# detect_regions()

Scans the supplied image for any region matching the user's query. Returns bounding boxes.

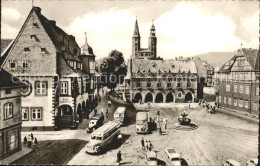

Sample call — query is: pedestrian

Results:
[117,151,122,164]
[158,125,162,135]
[148,141,152,151]
[141,138,145,150]
[148,102,150,108]
[106,109,109,117]
[33,137,38,149]
[23,136,27,147]
[30,133,34,140]
[157,110,160,116]
[146,141,149,151]
[27,135,32,148]
[156,115,160,123]
[94,109,97,115]
[99,97,101,102]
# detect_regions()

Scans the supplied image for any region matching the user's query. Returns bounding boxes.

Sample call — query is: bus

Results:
[113,107,127,126]
[86,114,104,133]
[136,112,149,134]
[85,121,121,154]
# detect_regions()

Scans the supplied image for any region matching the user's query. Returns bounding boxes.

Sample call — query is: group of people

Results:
[199,99,216,114]
[156,110,168,135]
[23,133,38,149]
[141,138,153,151]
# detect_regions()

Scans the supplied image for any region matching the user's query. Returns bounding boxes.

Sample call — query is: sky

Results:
[1,0,259,61]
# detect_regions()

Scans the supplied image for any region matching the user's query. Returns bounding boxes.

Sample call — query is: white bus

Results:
[136,112,149,134]
[113,107,127,126]
[85,121,121,154]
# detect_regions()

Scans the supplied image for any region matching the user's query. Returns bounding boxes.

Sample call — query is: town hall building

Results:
[125,19,199,103]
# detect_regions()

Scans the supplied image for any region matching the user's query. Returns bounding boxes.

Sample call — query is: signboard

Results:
[59,97,73,106]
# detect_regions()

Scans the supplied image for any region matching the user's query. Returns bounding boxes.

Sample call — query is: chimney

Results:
[33,7,42,14]
[49,20,56,26]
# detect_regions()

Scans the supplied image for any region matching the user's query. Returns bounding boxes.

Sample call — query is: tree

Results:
[100,50,127,91]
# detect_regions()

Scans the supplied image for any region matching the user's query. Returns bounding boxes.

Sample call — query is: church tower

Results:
[149,21,157,59]
[132,19,140,59]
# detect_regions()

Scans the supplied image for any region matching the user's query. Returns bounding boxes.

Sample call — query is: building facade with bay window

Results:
[215,48,259,117]
[0,7,96,131]
[0,68,23,159]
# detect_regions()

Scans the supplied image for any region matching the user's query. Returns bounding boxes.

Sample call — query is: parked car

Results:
[136,112,149,134]
[164,148,181,166]
[145,150,158,165]
[245,158,258,166]
[222,159,241,166]
[86,114,104,133]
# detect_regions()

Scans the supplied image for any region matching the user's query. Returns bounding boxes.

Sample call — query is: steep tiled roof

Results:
[131,59,197,74]
[218,48,259,72]
[0,68,23,88]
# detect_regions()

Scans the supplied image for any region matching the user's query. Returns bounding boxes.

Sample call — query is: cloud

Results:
[2,7,21,23]
[65,9,136,60]
[65,3,258,61]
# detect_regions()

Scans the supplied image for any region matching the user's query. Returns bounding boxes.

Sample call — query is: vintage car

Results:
[245,158,258,166]
[136,112,149,134]
[145,150,158,165]
[86,114,104,133]
[164,148,181,166]
[222,159,241,166]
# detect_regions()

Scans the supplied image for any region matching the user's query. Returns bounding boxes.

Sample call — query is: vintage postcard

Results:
[0,0,258,165]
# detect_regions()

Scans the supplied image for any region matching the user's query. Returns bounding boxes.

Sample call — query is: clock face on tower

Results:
[20,80,32,97]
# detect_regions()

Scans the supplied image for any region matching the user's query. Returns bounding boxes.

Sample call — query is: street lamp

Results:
[70,80,79,130]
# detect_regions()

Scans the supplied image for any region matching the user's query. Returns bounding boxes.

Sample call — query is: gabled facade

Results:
[215,48,259,117]
[0,68,23,159]
[1,7,97,131]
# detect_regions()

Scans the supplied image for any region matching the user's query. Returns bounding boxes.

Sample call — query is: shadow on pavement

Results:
[157,158,166,165]
[172,123,198,131]
[181,158,189,166]
[110,134,131,150]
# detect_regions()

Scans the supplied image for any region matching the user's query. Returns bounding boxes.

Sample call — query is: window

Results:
[33,23,38,27]
[5,88,11,94]
[137,81,141,88]
[256,85,259,96]
[239,85,244,93]
[177,78,182,88]
[147,80,151,88]
[244,100,249,109]
[4,103,13,120]
[226,84,230,92]
[60,82,68,95]
[238,99,243,108]
[253,102,257,111]
[22,107,29,121]
[228,97,232,105]
[41,48,46,53]
[219,96,222,103]
[31,108,42,121]
[234,84,238,93]
[224,96,227,104]
[157,80,161,88]
[35,81,47,95]
[245,86,250,94]
[70,61,73,67]
[24,47,30,52]
[30,35,36,40]
[177,92,182,97]
[233,98,238,107]
[167,82,172,88]
[9,60,16,69]
[77,63,81,69]
[22,60,29,69]
[187,78,191,88]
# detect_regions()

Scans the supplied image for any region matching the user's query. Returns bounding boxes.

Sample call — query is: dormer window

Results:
[33,23,38,27]
[74,61,77,69]
[77,63,81,69]
[30,35,36,40]
[41,48,46,53]
[24,47,30,52]
[69,61,73,67]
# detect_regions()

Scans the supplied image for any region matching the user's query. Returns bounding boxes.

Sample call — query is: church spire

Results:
[133,18,140,37]
[85,32,87,43]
